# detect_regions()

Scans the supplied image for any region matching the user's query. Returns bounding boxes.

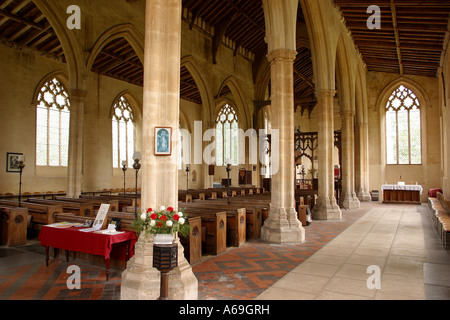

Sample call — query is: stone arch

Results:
[86,23,144,72]
[179,108,191,133]
[354,64,366,125]
[180,55,214,125]
[216,75,250,130]
[254,59,271,102]
[335,33,357,114]
[33,0,86,90]
[262,0,298,53]
[300,0,340,91]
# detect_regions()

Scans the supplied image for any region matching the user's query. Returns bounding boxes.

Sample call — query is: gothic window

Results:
[36,78,70,167]
[112,96,135,168]
[385,85,422,165]
[216,104,239,166]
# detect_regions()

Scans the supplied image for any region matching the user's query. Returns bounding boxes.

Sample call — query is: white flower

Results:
[166,220,173,227]
[159,206,166,211]
[150,220,156,227]
[178,218,185,225]
[140,213,147,220]
[178,212,183,217]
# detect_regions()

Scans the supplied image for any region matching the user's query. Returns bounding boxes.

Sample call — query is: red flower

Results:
[150,213,157,220]
[157,222,163,228]
[160,215,167,222]
[173,214,180,221]
[146,208,153,213]
[167,207,174,212]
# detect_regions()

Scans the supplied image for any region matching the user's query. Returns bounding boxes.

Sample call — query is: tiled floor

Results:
[0,202,449,300]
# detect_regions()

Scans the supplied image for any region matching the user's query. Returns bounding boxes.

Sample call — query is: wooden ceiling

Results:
[0,0,64,61]
[334,0,450,78]
[0,0,449,108]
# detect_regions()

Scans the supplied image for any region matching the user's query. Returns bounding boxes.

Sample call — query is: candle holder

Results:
[226,159,232,205]
[122,161,127,198]
[185,165,190,194]
[17,156,25,207]
[132,152,141,219]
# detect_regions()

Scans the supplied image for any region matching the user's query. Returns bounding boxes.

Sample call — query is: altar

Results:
[381,184,423,205]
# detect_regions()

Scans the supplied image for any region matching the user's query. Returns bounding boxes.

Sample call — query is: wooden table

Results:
[39,225,137,280]
[381,184,423,205]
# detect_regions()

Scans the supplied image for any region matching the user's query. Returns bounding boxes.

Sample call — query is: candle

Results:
[122,160,127,166]
[18,155,25,163]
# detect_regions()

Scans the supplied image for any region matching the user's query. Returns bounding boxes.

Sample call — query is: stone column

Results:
[261,49,305,243]
[312,89,342,220]
[121,0,198,300]
[66,89,87,198]
[340,110,360,209]
[355,121,372,201]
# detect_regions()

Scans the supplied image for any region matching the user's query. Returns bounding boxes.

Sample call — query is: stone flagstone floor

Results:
[0,202,449,300]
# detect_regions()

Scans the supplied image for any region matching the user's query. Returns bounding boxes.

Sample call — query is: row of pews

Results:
[1,186,317,268]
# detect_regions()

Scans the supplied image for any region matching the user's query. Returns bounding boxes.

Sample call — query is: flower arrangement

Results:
[133,206,190,238]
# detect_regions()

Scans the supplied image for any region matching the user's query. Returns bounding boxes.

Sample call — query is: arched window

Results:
[36,77,70,167]
[385,85,422,165]
[112,96,135,168]
[216,104,239,166]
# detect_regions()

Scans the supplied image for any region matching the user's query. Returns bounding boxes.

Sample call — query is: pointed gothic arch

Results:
[86,24,144,71]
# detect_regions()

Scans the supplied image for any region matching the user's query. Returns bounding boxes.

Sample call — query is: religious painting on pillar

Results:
[155,127,172,156]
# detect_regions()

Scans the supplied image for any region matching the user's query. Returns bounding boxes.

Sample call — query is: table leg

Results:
[106,257,110,281]
[45,246,49,266]
[126,240,130,261]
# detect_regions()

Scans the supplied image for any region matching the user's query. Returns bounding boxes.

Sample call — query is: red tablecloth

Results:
[39,226,137,261]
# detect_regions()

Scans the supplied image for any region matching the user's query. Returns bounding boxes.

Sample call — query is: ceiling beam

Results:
[390,0,404,76]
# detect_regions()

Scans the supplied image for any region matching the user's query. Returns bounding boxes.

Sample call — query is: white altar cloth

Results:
[381,184,423,195]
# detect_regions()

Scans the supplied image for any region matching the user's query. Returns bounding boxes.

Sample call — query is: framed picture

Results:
[6,152,23,173]
[155,127,172,156]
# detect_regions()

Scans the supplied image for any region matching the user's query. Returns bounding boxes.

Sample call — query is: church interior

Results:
[0,0,450,301]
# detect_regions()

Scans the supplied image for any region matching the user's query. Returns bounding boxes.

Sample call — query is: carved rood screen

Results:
[295,132,318,163]
[294,131,342,165]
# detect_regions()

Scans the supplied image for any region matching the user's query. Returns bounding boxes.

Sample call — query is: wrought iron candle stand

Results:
[17,156,25,207]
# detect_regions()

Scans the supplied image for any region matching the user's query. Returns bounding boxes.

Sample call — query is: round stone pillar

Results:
[261,49,305,243]
[121,0,198,300]
[312,89,342,220]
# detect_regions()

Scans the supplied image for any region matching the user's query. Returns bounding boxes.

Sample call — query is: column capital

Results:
[356,121,368,128]
[267,49,297,63]
[69,88,88,99]
[315,89,336,100]
[340,110,355,119]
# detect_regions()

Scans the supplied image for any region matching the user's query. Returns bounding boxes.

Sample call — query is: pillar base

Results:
[357,191,372,202]
[312,197,342,220]
[121,235,198,300]
[261,207,305,243]
[341,192,361,210]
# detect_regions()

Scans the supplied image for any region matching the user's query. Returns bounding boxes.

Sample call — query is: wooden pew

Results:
[182,205,245,247]
[55,196,120,212]
[185,199,263,240]
[0,205,28,246]
[79,195,135,211]
[180,216,202,264]
[0,199,63,225]
[26,198,94,217]
[187,211,227,255]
